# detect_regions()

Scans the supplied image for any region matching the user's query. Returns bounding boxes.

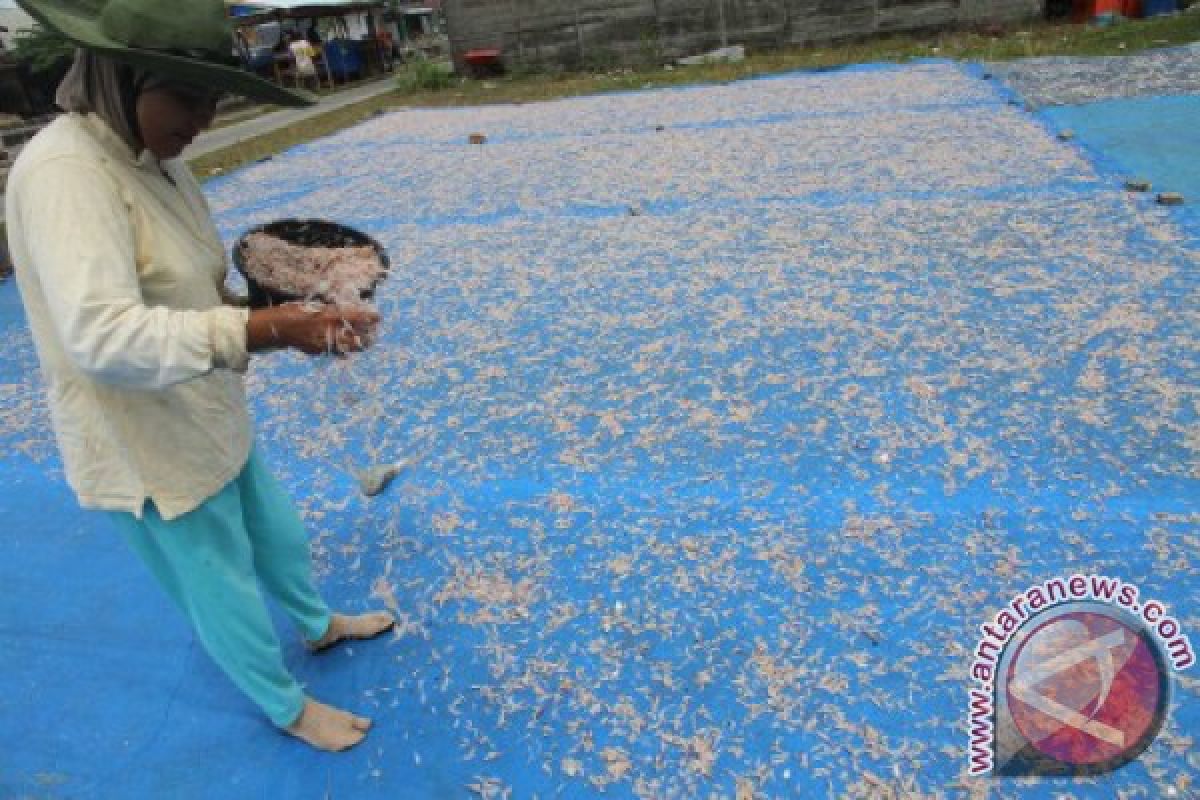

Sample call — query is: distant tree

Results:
[12,23,74,74]
[8,23,74,115]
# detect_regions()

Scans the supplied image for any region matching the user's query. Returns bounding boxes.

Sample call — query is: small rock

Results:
[655,125,665,132]
[356,462,408,497]
[1124,178,1152,192]
[1157,192,1185,206]
[627,205,641,217]
[468,132,487,145]
[1057,129,1074,141]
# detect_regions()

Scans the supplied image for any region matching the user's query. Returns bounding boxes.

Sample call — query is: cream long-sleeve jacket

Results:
[7,113,253,521]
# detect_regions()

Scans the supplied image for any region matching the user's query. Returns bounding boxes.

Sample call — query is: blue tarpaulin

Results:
[0,60,1196,798]
[1044,94,1200,212]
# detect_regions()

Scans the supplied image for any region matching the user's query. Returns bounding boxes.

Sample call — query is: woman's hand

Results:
[247,303,380,356]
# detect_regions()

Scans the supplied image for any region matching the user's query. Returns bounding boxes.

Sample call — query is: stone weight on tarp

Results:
[355,462,408,497]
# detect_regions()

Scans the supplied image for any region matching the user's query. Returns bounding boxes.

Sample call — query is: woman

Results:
[7,0,393,751]
[287,31,321,92]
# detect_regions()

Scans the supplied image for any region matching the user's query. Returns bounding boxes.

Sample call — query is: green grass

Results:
[395,58,457,93]
[190,11,1200,179]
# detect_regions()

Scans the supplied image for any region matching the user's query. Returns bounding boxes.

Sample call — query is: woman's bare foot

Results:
[307,611,395,652]
[285,698,371,752]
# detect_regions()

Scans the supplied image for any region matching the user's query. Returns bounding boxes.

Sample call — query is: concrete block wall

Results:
[443,0,1044,69]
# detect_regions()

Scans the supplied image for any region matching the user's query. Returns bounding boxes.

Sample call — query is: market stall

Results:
[228,0,389,89]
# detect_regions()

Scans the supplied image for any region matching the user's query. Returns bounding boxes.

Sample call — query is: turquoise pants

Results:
[107,448,331,728]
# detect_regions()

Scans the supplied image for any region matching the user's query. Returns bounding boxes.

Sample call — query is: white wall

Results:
[0,7,35,51]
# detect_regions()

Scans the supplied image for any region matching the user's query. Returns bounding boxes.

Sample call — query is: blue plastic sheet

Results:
[1,61,1196,798]
[1044,94,1200,215]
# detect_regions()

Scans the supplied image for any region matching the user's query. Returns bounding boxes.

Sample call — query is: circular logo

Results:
[1005,608,1168,772]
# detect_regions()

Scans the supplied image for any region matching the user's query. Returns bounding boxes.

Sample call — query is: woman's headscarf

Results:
[55,49,173,155]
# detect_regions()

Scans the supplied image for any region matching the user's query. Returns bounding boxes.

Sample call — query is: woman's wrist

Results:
[246,307,287,353]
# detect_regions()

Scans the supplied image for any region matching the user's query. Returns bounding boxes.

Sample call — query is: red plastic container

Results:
[1072,0,1129,20]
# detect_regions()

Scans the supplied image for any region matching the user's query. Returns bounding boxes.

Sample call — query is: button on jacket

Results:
[7,112,253,520]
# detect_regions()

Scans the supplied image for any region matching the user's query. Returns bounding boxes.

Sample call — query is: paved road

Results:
[0,76,400,209]
[189,75,399,159]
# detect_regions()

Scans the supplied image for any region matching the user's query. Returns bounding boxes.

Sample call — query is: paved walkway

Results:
[0,76,399,207]
[189,75,399,159]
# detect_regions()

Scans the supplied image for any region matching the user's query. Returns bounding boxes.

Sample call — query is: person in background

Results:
[234,27,252,70]
[7,0,392,752]
[289,30,321,91]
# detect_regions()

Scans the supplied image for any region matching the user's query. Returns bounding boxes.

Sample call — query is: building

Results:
[442,0,1045,71]
[0,1,35,51]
